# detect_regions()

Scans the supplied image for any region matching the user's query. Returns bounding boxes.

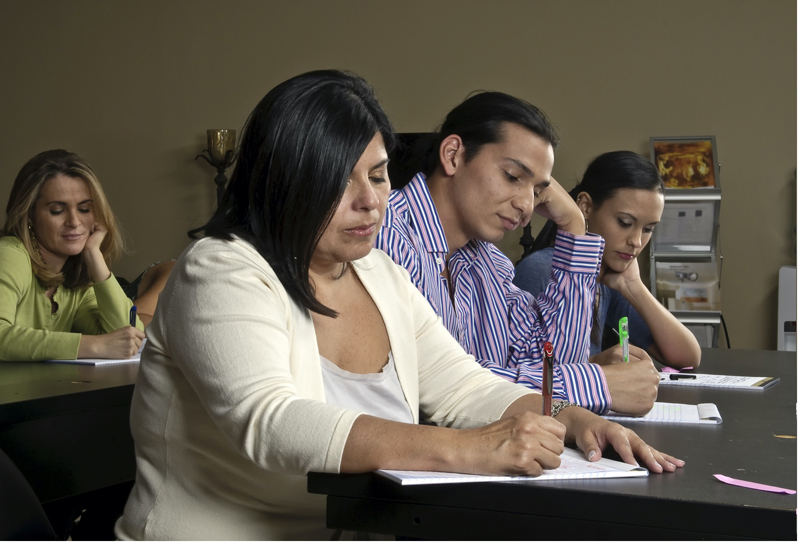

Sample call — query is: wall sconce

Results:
[196,129,236,206]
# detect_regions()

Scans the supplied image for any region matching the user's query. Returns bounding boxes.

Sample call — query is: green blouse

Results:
[0,236,143,361]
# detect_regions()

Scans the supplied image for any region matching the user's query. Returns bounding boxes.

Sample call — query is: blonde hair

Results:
[2,150,126,289]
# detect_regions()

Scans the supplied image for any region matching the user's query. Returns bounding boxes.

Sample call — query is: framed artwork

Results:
[650,136,719,189]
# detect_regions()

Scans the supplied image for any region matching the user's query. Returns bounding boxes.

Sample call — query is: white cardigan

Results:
[116,237,529,540]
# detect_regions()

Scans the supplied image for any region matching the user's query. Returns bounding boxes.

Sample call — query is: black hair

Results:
[529,151,664,253]
[189,70,395,317]
[527,151,664,346]
[420,91,560,177]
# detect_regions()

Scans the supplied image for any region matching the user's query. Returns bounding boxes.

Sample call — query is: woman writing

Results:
[0,150,145,361]
[117,70,682,540]
[514,151,701,369]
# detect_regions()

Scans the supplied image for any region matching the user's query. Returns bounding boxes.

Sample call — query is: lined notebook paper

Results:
[658,373,780,390]
[47,339,145,365]
[376,448,647,485]
[605,402,722,425]
[48,352,141,365]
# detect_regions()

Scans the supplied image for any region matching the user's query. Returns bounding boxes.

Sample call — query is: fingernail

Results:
[587,450,597,460]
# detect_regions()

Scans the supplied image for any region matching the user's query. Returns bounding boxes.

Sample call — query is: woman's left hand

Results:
[557,406,684,473]
[83,222,108,257]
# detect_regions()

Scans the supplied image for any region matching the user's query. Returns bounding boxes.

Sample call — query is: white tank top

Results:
[319,351,414,424]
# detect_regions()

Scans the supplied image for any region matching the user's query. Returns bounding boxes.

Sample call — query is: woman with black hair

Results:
[514,151,701,370]
[117,72,681,540]
[376,92,660,417]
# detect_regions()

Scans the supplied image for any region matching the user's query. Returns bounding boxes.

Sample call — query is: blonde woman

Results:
[0,149,145,361]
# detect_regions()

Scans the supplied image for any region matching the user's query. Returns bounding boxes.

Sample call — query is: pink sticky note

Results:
[714,474,796,495]
[660,366,693,374]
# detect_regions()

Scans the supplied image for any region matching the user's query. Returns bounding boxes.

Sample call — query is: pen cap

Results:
[618,317,628,339]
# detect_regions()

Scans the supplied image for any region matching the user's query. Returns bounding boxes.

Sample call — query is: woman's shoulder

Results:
[0,235,27,252]
[515,247,554,274]
[0,236,35,294]
[182,236,272,270]
[178,236,285,290]
[512,248,555,295]
[0,236,32,267]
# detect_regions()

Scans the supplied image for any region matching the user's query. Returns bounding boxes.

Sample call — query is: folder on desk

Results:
[376,448,647,485]
[605,402,722,425]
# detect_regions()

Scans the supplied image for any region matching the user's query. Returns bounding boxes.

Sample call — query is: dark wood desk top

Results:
[0,361,138,425]
[309,348,797,540]
[0,361,140,502]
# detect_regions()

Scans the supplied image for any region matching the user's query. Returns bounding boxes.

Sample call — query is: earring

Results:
[584,217,590,234]
[28,222,46,265]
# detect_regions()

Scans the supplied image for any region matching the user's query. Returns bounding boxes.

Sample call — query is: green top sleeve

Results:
[0,236,143,362]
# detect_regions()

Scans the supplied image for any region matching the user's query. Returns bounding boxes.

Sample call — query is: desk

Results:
[308,349,797,540]
[0,362,138,504]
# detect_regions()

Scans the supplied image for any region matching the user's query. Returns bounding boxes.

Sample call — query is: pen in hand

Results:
[130,305,137,328]
[543,341,554,417]
[618,317,629,363]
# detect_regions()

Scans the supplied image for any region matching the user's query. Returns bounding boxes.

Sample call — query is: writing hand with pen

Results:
[591,343,659,417]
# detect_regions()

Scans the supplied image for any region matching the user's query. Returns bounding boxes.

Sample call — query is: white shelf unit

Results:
[649,189,722,349]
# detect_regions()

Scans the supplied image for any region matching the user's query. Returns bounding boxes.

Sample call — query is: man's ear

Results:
[438,135,463,177]
[575,191,593,219]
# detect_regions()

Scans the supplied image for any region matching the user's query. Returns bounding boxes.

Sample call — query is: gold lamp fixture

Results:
[196,129,237,206]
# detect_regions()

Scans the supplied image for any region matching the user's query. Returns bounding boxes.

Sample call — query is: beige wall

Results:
[0,0,795,350]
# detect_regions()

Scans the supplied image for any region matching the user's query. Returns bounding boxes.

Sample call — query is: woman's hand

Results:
[600,353,660,416]
[83,221,108,256]
[81,222,112,283]
[598,257,702,370]
[458,411,566,476]
[590,343,650,367]
[78,326,145,359]
[597,259,646,300]
[341,411,566,476]
[532,178,586,236]
[557,406,684,473]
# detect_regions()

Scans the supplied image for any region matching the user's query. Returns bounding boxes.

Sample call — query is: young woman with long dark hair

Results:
[514,151,701,369]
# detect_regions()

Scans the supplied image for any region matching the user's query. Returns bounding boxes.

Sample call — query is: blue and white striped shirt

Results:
[375,173,611,414]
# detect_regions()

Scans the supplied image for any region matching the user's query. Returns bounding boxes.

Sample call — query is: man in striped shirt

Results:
[375,92,659,415]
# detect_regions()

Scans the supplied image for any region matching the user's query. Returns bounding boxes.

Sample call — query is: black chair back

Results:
[0,447,59,540]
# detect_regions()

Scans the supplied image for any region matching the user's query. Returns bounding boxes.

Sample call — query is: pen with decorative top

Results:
[543,341,554,417]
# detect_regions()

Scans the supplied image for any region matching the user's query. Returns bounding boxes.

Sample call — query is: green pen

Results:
[619,317,629,363]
